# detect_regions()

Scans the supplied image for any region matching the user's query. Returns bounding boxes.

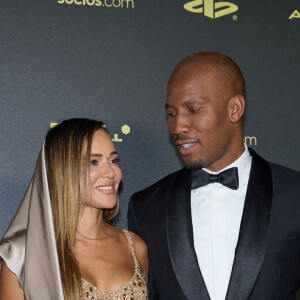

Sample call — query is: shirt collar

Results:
[202,144,252,190]
[203,143,251,172]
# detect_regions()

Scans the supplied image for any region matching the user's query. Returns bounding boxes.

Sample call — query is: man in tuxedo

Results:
[128,52,300,300]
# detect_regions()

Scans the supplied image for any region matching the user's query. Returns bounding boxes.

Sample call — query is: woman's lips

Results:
[95,184,115,194]
[176,142,198,156]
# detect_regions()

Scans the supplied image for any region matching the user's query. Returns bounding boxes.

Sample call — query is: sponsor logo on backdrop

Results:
[57,0,134,9]
[50,123,131,142]
[184,0,238,19]
[289,10,300,19]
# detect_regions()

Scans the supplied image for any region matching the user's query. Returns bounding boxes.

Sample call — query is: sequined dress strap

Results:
[122,229,139,268]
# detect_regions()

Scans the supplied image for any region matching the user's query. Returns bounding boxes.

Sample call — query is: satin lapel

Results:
[226,149,272,300]
[167,169,210,300]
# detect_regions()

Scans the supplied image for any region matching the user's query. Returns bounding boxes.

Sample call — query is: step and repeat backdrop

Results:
[0,0,299,238]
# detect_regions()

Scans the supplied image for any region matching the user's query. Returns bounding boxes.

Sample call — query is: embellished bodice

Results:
[81,230,148,300]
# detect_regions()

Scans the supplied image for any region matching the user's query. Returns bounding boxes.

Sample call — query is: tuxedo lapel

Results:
[226,149,273,300]
[167,169,210,300]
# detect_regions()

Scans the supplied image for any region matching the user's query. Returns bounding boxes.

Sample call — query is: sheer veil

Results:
[0,143,64,299]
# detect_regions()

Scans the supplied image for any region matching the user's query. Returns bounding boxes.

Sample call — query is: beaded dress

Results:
[81,230,148,300]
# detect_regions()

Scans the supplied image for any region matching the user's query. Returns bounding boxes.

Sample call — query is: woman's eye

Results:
[110,158,120,165]
[90,160,99,166]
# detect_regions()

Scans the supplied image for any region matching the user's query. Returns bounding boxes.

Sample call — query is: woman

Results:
[0,118,148,299]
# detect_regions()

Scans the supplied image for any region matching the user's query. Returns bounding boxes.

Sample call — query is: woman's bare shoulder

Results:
[0,260,24,300]
[127,231,147,253]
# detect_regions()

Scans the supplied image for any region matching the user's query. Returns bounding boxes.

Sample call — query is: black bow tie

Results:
[191,167,239,190]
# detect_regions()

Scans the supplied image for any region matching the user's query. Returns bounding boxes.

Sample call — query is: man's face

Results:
[165,65,236,171]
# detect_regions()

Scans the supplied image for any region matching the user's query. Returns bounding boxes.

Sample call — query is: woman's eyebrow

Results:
[91,153,102,157]
[91,151,118,157]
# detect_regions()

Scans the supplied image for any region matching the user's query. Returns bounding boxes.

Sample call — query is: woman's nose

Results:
[101,163,115,179]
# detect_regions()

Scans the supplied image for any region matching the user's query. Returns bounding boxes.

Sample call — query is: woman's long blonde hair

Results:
[45,118,119,299]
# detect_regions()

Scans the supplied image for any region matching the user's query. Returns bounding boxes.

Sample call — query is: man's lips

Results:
[95,183,115,194]
[176,141,198,156]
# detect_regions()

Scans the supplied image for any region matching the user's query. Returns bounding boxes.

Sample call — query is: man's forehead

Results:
[169,62,218,86]
[167,69,214,97]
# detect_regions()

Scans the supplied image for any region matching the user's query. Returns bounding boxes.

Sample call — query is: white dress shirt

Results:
[191,145,252,300]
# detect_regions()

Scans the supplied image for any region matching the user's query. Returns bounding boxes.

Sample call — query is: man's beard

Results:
[182,157,203,170]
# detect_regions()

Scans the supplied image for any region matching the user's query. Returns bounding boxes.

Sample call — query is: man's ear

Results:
[228,95,245,123]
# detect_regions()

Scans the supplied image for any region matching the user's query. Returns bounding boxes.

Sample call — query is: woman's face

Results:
[88,129,122,210]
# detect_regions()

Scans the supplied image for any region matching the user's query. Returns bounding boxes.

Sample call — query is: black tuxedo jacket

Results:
[128,149,300,300]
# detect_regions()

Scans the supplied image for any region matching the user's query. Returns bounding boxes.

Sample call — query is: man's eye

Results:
[90,160,99,166]
[167,112,176,117]
[189,107,200,113]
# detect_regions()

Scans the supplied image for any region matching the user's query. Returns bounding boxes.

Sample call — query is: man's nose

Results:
[169,114,190,135]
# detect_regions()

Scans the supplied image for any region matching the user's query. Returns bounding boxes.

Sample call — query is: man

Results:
[128,52,300,300]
